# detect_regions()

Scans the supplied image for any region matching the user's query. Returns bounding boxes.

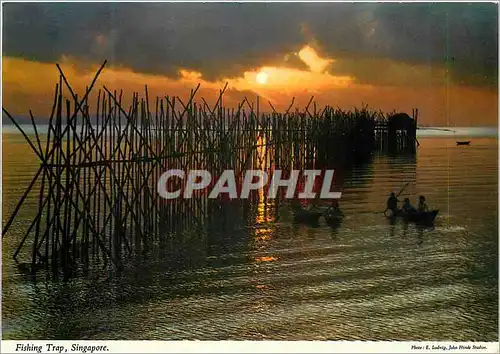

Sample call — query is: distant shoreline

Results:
[416,127,498,138]
[2,124,498,138]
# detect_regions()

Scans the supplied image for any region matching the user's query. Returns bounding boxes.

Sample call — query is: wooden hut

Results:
[387,112,417,152]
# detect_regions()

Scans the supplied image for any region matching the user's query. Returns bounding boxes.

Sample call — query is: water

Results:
[417,127,497,138]
[2,124,497,137]
[2,132,498,340]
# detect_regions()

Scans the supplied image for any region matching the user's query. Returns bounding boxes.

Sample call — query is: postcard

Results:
[1,2,498,353]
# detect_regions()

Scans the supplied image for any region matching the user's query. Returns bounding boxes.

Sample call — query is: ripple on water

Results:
[2,136,498,340]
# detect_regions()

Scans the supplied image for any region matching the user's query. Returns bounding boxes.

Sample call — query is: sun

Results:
[256,71,269,85]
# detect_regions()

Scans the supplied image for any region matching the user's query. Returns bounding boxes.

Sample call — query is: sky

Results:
[2,2,498,126]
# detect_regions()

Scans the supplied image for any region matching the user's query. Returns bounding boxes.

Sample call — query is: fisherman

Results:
[325,199,344,222]
[386,192,399,212]
[418,196,428,212]
[328,199,344,216]
[402,198,417,213]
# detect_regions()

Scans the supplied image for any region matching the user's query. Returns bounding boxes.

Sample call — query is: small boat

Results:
[293,209,323,224]
[404,209,439,223]
[456,141,471,146]
[291,200,323,224]
[386,209,439,224]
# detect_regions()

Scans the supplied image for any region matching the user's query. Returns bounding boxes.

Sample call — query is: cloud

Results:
[3,3,497,87]
[3,56,497,128]
[328,57,447,87]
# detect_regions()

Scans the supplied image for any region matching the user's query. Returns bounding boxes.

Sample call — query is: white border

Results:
[1,341,499,353]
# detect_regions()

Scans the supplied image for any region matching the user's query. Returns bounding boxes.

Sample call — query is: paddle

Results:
[396,182,410,198]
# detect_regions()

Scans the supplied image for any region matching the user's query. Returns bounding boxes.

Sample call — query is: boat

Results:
[456,141,471,146]
[291,200,323,224]
[404,209,439,223]
[386,209,439,224]
[293,209,323,224]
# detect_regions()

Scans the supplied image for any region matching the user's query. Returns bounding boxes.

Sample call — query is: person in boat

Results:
[402,198,417,213]
[418,196,428,212]
[327,200,344,216]
[386,192,399,212]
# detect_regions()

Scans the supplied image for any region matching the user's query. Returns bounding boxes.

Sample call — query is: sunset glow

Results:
[256,71,269,85]
[1,3,497,127]
[298,46,333,73]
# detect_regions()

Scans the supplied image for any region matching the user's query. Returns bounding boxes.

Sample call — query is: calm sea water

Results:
[2,131,498,340]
